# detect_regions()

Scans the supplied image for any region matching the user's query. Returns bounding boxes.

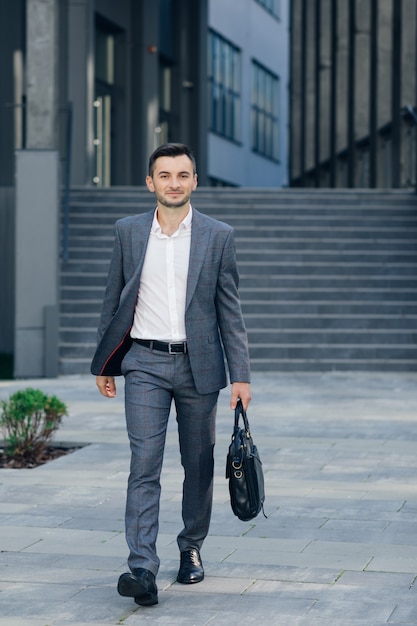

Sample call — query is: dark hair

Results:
[148,143,197,177]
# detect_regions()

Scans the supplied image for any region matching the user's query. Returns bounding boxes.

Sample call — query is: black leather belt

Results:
[133,338,188,354]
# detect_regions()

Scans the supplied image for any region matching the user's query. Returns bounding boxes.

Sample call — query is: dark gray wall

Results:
[0,0,25,186]
[14,151,59,378]
[0,188,15,355]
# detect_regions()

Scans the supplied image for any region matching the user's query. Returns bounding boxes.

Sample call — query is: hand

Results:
[230,382,251,411]
[96,375,117,398]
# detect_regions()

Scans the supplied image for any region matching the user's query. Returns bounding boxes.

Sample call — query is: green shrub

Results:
[0,387,67,464]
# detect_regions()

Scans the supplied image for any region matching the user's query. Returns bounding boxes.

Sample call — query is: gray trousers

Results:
[122,341,219,576]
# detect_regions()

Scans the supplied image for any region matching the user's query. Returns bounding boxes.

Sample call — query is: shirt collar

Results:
[151,205,193,235]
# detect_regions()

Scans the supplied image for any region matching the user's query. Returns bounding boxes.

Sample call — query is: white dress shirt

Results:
[130,207,192,341]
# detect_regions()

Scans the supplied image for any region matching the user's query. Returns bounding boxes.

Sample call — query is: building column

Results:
[67,0,94,185]
[26,0,59,148]
[130,0,159,183]
[14,0,60,377]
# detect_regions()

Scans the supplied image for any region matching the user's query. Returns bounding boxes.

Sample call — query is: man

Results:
[91,143,251,607]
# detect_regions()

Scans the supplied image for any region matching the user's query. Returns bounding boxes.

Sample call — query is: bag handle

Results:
[234,399,251,437]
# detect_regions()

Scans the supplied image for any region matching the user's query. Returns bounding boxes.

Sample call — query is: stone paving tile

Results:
[294,621,409,626]
[367,553,417,574]
[0,581,87,619]
[0,552,126,577]
[0,513,72,528]
[0,526,52,552]
[305,597,396,622]
[20,527,126,557]
[338,570,415,587]
[169,575,253,595]
[58,516,125,533]
[381,520,417,544]
[273,496,406,520]
[0,503,31,514]
[0,615,49,626]
[213,560,340,582]
[126,593,313,624]
[224,546,372,571]
[389,601,417,624]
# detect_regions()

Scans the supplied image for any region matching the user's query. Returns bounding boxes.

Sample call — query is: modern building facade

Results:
[0,0,289,189]
[208,0,289,187]
[290,0,417,189]
[0,0,289,377]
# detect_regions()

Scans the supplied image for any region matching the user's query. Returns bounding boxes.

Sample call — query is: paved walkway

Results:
[0,372,417,625]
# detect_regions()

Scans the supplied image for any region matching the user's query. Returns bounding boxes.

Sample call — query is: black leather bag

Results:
[226,400,266,521]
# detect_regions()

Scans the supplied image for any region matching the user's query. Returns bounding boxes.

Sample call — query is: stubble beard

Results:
[156,191,191,210]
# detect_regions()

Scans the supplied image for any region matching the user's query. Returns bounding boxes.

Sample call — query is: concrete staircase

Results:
[60,187,417,374]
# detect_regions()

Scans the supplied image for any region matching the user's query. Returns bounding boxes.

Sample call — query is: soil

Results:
[0,446,78,469]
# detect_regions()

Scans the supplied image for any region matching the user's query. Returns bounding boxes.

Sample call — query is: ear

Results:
[145,175,155,192]
[193,174,198,190]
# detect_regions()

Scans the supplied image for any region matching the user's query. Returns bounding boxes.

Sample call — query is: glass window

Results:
[251,61,279,161]
[208,31,241,142]
[95,26,114,85]
[255,0,280,19]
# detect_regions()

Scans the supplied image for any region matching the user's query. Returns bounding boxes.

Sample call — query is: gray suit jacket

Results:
[90,208,250,394]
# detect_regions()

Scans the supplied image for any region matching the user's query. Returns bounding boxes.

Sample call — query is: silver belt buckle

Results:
[168,342,186,354]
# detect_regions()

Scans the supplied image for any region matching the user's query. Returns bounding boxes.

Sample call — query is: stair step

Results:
[246,329,417,342]
[239,289,417,301]
[239,276,417,288]
[242,314,417,329]
[248,359,417,372]
[67,220,417,232]
[59,357,417,376]
[248,344,417,358]
[60,316,100,328]
[241,302,417,314]
[236,262,417,275]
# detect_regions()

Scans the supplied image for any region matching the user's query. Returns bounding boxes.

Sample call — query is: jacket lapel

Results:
[131,210,154,269]
[118,210,153,311]
[186,209,211,310]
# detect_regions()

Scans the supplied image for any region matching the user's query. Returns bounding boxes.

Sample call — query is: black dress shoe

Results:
[117,568,158,606]
[177,548,204,584]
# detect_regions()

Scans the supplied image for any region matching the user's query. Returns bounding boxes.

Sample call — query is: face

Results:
[146,155,198,210]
